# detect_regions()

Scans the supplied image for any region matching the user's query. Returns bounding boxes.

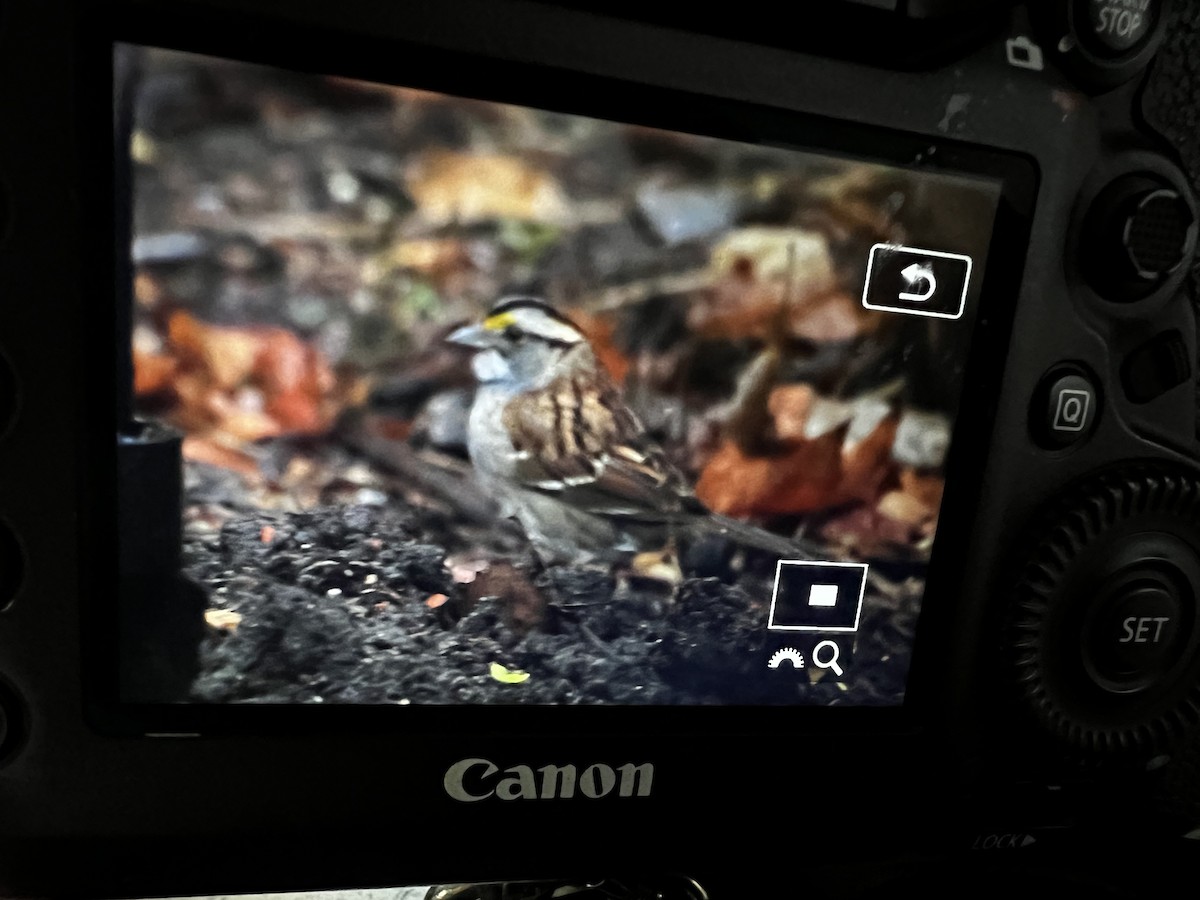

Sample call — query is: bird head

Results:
[447,297,590,388]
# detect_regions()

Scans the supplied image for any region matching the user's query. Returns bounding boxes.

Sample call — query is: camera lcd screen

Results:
[118,44,1005,709]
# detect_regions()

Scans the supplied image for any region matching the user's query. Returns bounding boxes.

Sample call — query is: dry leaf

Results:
[709,227,834,288]
[788,291,880,342]
[694,425,845,517]
[899,467,945,511]
[631,548,683,585]
[695,412,900,518]
[181,436,260,478]
[387,238,473,278]
[767,384,817,443]
[406,150,569,225]
[841,411,900,504]
[148,311,341,447]
[877,490,931,527]
[204,609,243,633]
[567,308,630,384]
[469,561,545,633]
[132,348,177,396]
[169,311,260,391]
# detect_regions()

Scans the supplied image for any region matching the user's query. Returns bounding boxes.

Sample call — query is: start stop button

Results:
[1075,0,1160,57]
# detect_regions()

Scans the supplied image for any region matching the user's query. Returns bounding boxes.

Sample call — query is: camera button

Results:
[1075,0,1160,57]
[1084,580,1186,693]
[1033,367,1099,449]
[1082,174,1197,303]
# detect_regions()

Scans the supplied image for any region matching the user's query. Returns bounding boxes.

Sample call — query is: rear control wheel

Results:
[1010,466,1200,758]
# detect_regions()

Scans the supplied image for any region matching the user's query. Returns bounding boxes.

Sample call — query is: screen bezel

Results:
[86,10,1039,738]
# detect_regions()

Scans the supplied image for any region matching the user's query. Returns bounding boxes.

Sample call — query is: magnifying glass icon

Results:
[812,640,843,677]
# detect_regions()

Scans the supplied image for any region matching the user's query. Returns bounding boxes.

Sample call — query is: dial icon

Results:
[768,648,805,669]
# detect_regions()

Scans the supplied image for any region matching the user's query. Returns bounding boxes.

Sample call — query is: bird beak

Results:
[446,322,494,350]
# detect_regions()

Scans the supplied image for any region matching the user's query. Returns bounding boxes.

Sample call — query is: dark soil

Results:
[186,462,918,706]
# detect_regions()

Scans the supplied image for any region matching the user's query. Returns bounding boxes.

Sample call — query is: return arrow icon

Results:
[899,262,937,302]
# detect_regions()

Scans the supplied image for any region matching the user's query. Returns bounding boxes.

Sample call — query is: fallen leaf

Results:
[767,384,817,443]
[132,347,177,396]
[694,425,845,517]
[687,275,785,341]
[821,504,924,558]
[489,662,531,684]
[631,548,683,585]
[260,525,276,544]
[148,311,341,447]
[446,555,491,585]
[425,593,449,609]
[406,150,569,225]
[709,227,834,288]
[204,609,243,633]
[787,291,880,342]
[468,561,545,633]
[181,436,260,478]
[386,238,473,278]
[694,412,900,518]
[899,467,945,511]
[169,311,260,391]
[567,308,630,384]
[877,489,931,528]
[841,411,900,504]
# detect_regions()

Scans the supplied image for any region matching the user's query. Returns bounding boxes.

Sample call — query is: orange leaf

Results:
[132,347,177,396]
[841,411,900,504]
[168,311,261,391]
[694,425,847,517]
[181,436,260,477]
[406,150,569,225]
[899,468,945,511]
[567,309,630,384]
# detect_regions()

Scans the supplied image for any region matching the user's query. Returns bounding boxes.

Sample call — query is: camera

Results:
[1,0,1199,896]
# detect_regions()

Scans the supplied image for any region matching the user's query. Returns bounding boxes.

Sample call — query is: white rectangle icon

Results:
[767,560,869,633]
[808,584,839,607]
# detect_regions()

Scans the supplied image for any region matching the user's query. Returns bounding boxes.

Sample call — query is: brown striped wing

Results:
[500,370,699,520]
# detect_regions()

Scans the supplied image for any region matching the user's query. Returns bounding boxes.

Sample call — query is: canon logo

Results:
[444,757,654,801]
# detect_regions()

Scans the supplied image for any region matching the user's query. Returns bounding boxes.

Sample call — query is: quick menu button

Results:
[1032,365,1100,450]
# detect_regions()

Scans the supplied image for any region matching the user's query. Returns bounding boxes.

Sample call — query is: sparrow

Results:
[448,296,806,566]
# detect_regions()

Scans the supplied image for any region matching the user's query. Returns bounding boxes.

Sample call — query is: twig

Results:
[342,415,498,524]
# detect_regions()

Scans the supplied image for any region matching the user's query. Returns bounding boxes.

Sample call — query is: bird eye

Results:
[503,325,524,341]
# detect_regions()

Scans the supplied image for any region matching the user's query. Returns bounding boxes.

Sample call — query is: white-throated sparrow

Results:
[448,297,806,565]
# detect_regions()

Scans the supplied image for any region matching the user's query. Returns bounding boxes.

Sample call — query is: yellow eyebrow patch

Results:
[484,311,516,331]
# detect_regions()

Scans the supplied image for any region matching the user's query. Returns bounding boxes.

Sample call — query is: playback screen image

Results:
[118,44,1002,706]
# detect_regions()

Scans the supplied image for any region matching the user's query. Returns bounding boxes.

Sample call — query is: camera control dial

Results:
[1011,466,1200,758]
[1082,173,1197,302]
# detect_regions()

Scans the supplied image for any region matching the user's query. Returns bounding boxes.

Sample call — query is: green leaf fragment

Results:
[489,661,531,684]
